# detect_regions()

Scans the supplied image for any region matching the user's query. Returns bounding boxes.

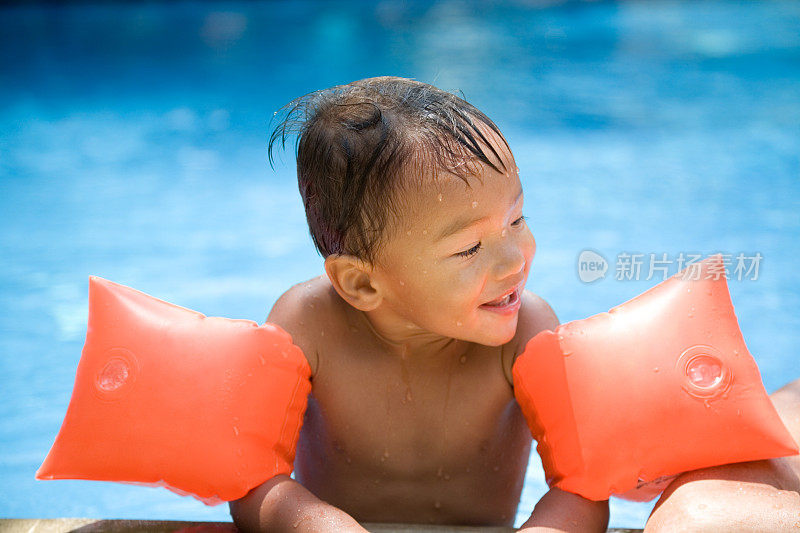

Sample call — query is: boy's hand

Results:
[518,487,609,533]
[229,475,367,533]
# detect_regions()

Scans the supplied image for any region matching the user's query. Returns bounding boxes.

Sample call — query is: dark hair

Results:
[268,76,510,264]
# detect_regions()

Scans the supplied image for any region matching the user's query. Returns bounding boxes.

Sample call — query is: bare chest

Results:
[292,334,532,524]
[299,340,521,475]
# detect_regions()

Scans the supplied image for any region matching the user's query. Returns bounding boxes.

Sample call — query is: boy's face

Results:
[372,137,535,346]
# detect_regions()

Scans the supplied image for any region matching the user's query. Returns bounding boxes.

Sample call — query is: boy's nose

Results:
[492,241,527,281]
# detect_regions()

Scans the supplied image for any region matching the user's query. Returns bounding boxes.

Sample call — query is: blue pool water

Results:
[1,0,798,528]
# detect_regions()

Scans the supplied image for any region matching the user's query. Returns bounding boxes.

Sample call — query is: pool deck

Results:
[0,519,643,532]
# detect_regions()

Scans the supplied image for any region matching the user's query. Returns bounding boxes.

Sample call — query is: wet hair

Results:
[268,76,510,264]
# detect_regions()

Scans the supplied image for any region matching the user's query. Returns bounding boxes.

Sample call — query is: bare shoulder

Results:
[267,274,339,376]
[501,289,559,384]
[514,289,559,347]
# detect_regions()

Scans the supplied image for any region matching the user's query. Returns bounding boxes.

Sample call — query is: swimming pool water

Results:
[1,0,798,527]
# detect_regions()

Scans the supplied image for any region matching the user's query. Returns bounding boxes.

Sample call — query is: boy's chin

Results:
[465,321,518,347]
[478,332,516,347]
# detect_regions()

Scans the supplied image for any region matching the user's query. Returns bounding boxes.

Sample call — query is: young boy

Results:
[229,76,610,531]
[229,77,800,531]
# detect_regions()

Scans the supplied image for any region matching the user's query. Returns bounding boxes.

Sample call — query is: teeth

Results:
[487,290,514,307]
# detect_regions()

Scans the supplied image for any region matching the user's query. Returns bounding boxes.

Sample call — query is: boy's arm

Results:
[229,475,366,533]
[230,280,365,533]
[510,292,610,532]
[644,378,800,532]
[518,487,609,533]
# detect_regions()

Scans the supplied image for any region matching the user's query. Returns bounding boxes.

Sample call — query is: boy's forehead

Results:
[385,123,519,238]
[397,161,522,233]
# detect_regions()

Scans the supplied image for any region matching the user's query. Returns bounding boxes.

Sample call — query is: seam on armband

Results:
[277,371,308,471]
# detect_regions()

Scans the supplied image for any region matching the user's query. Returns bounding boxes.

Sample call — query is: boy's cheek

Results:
[525,229,537,257]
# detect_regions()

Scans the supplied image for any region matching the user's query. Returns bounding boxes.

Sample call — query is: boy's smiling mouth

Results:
[479,284,522,314]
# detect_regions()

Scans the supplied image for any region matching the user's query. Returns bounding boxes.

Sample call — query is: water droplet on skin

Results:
[422,229,428,235]
[688,312,694,318]
[405,389,413,402]
[399,280,405,286]
[733,350,739,357]
[437,193,443,201]
[422,270,427,274]
[320,331,325,337]
[687,288,692,293]
[501,229,507,237]
[437,466,443,478]
[471,201,478,208]
[308,303,315,308]
[563,351,572,357]
[653,367,660,373]
[460,355,467,364]
[407,230,412,236]
[456,321,462,326]
[233,426,239,436]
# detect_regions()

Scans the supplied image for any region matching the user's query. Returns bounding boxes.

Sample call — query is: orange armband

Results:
[36,277,312,505]
[512,255,798,502]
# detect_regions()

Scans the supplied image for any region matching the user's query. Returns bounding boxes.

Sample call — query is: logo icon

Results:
[577,250,608,283]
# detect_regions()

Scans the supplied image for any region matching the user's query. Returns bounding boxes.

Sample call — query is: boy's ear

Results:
[324,254,382,311]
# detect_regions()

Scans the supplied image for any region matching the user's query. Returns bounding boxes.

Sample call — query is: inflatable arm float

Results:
[36,277,311,505]
[512,255,799,501]
[38,257,798,505]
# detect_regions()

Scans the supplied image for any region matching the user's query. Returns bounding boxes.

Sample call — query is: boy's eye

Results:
[511,215,526,227]
[456,242,481,258]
